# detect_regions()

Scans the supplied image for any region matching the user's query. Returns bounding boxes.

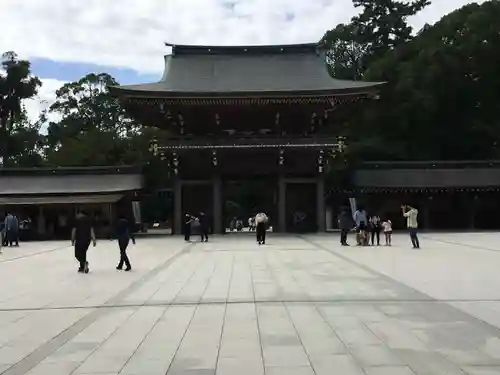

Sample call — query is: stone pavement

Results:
[1,233,500,374]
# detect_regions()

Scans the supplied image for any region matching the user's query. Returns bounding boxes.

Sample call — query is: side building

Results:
[0,166,143,240]
[327,161,500,231]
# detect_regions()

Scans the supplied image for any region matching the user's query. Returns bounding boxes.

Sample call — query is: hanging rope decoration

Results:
[172,152,179,175]
[212,150,218,167]
[318,150,324,173]
[279,149,285,166]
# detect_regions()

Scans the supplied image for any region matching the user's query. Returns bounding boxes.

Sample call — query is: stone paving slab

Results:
[1,233,500,374]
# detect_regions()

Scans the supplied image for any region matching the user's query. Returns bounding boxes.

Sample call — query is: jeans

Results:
[409,228,420,248]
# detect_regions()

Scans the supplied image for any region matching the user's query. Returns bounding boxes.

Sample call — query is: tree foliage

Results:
[0,52,42,166]
[322,0,430,79]
[352,0,431,63]
[363,0,500,160]
[322,24,368,80]
[44,73,148,166]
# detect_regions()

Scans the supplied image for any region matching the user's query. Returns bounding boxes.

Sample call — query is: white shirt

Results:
[403,209,418,228]
[382,220,392,232]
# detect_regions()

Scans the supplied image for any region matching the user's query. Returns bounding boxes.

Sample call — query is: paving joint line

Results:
[300,235,500,343]
[420,235,500,253]
[0,243,194,375]
[0,245,71,263]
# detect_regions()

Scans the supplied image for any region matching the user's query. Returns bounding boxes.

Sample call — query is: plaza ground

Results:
[1,234,500,374]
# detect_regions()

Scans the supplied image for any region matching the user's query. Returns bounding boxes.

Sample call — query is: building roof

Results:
[0,173,143,196]
[110,43,384,98]
[353,167,500,188]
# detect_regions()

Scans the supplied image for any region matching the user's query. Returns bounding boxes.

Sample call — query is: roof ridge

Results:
[165,42,320,56]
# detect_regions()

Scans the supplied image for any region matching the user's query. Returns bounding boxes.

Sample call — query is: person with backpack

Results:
[255,212,268,245]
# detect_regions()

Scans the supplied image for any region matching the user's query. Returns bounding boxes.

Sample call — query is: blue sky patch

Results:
[30,58,160,85]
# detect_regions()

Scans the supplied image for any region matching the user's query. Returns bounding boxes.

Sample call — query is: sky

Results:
[0,0,485,124]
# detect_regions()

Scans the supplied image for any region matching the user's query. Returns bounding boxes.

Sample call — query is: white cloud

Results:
[0,0,486,124]
[24,78,66,130]
[0,0,486,75]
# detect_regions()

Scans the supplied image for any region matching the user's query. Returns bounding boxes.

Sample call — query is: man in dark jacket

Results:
[115,215,135,271]
[338,207,354,246]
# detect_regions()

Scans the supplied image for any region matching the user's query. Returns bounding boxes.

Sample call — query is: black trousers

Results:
[371,227,381,245]
[256,223,266,243]
[4,230,17,246]
[118,238,131,269]
[340,229,348,244]
[74,240,90,270]
[184,226,191,241]
[200,226,208,241]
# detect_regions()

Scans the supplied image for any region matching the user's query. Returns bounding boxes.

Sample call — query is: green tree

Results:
[45,73,149,166]
[0,52,42,166]
[6,108,45,166]
[364,0,500,160]
[322,24,367,80]
[322,0,430,80]
[351,0,431,64]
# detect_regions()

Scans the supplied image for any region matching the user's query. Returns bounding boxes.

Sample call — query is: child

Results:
[382,219,393,246]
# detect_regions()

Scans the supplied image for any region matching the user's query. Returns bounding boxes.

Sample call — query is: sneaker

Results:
[125,267,132,272]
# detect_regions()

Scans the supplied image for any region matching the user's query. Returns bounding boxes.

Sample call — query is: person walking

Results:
[370,215,382,246]
[402,205,420,249]
[71,211,96,273]
[255,212,268,245]
[183,213,193,242]
[338,207,354,246]
[115,215,135,271]
[198,212,209,242]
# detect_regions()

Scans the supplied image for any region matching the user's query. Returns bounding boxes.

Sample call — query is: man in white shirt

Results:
[402,205,420,249]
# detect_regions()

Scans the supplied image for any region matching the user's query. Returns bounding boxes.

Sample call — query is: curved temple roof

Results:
[111,42,384,98]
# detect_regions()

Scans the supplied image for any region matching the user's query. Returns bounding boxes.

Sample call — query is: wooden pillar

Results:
[173,179,182,235]
[213,176,223,234]
[316,177,326,232]
[278,174,286,232]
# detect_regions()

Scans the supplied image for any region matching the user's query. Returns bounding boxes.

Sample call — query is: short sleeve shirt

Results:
[74,215,92,243]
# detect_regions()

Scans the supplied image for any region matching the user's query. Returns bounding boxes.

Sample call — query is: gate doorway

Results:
[286,182,317,232]
[223,178,277,233]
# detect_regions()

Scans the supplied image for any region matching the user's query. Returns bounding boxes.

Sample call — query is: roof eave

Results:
[112,83,385,100]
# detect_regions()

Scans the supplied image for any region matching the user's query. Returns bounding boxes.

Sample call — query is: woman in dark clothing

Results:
[183,214,193,242]
[338,208,354,246]
[116,215,135,271]
[370,215,382,246]
[198,212,209,242]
